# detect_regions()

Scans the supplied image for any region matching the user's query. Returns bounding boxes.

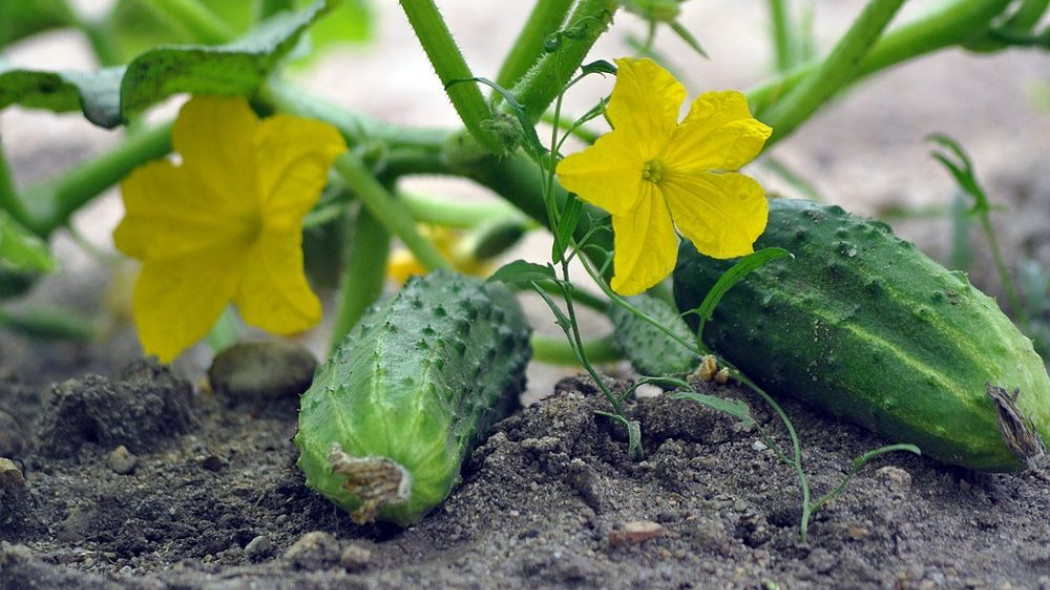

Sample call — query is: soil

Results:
[4,2,1050,589]
[1,361,1048,590]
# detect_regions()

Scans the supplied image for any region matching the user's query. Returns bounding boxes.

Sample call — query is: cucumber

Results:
[608,294,699,378]
[674,198,1050,472]
[294,270,531,526]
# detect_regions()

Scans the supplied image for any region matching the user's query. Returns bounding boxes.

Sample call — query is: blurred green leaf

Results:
[0,210,56,273]
[0,210,55,300]
[0,0,76,49]
[0,0,335,128]
[108,0,371,64]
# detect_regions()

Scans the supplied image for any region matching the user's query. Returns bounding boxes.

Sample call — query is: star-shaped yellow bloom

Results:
[114,95,346,362]
[556,57,772,295]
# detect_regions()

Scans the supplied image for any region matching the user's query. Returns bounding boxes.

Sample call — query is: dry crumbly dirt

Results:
[1,363,1050,590]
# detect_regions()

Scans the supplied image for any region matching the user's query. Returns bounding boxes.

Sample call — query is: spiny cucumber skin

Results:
[294,270,531,526]
[674,198,1050,472]
[609,294,699,377]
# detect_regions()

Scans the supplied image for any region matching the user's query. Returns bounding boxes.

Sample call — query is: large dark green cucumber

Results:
[294,270,531,526]
[674,198,1050,472]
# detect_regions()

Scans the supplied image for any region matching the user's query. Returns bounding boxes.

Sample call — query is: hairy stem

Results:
[399,0,505,154]
[496,0,575,89]
[761,0,908,143]
[330,207,390,352]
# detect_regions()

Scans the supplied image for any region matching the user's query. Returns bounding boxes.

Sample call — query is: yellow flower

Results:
[556,57,772,295]
[114,95,346,362]
[386,225,490,285]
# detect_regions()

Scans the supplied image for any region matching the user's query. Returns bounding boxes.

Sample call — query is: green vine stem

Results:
[760,0,907,144]
[531,333,620,366]
[399,192,527,229]
[399,0,505,154]
[749,0,1012,132]
[509,0,616,122]
[333,153,451,274]
[144,0,236,44]
[767,0,799,72]
[496,0,575,89]
[21,122,173,237]
[329,207,390,352]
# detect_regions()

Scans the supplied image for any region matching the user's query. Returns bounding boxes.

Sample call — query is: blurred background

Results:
[2,0,1049,397]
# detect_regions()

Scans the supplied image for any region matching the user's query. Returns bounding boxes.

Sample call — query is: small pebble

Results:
[208,340,318,402]
[284,531,340,570]
[0,411,27,458]
[752,440,768,452]
[108,445,138,475]
[200,455,224,472]
[608,520,664,547]
[340,544,373,572]
[875,465,912,494]
[245,535,273,560]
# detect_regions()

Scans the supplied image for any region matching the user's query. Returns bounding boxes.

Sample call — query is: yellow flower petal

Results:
[661,171,768,259]
[172,96,258,201]
[609,184,679,295]
[234,231,321,334]
[609,58,686,158]
[255,114,347,228]
[556,132,643,217]
[132,248,248,362]
[664,91,772,172]
[115,159,258,261]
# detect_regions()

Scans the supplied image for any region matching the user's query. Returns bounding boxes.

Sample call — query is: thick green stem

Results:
[330,207,390,352]
[399,0,505,154]
[22,122,173,237]
[761,0,908,144]
[144,0,237,44]
[496,0,575,89]
[767,0,798,72]
[510,0,616,121]
[749,0,1012,133]
[334,153,451,273]
[400,193,526,229]
[531,333,620,366]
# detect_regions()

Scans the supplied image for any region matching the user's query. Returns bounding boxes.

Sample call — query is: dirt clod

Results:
[339,544,372,572]
[34,359,193,458]
[0,410,27,458]
[283,531,341,570]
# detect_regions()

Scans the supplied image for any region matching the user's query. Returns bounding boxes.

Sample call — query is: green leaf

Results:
[0,210,55,273]
[682,247,793,340]
[487,260,556,286]
[0,0,76,48]
[306,0,373,48]
[0,0,336,128]
[0,210,55,300]
[671,390,755,429]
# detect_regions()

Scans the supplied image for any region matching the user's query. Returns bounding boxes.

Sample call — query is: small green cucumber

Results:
[294,270,531,526]
[674,198,1050,472]
[608,294,699,377]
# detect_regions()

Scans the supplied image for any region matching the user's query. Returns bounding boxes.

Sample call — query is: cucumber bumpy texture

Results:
[294,270,531,526]
[674,198,1050,472]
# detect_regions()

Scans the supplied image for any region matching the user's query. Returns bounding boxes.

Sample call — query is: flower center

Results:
[642,159,665,184]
